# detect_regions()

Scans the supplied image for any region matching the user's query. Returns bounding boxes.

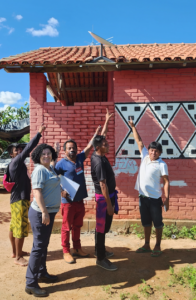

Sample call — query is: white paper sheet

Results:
[60,175,80,201]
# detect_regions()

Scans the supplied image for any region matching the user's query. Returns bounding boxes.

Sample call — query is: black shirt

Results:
[9,132,41,204]
[91,151,116,195]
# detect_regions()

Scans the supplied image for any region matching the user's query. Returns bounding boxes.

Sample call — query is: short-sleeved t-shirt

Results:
[55,151,87,203]
[91,152,116,195]
[135,147,169,199]
[31,164,61,213]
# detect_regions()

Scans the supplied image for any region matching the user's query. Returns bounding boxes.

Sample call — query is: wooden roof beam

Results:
[46,81,60,102]
[61,86,107,92]
[90,72,95,102]
[76,73,82,102]
[4,61,196,73]
[60,73,68,106]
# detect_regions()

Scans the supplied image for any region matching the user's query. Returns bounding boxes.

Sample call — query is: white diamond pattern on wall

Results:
[115,102,196,159]
[149,103,180,128]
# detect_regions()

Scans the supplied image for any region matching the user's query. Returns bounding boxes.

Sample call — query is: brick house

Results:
[1,43,196,221]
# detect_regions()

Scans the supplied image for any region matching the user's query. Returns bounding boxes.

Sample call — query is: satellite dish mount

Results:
[88,31,115,63]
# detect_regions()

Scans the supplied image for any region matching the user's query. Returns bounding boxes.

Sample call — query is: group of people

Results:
[6,108,170,297]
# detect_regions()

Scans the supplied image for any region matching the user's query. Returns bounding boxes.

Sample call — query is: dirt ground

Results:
[0,191,196,300]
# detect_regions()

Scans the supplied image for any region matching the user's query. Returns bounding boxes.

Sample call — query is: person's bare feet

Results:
[142,243,151,250]
[153,245,161,251]
[14,257,28,266]
[136,243,151,253]
[12,251,30,258]
[63,253,75,264]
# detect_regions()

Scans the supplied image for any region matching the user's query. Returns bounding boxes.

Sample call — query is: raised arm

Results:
[84,125,101,158]
[50,141,60,168]
[84,108,114,158]
[101,108,114,137]
[17,124,46,163]
[128,119,144,154]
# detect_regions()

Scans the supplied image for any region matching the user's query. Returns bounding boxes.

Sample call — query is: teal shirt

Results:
[31,164,61,213]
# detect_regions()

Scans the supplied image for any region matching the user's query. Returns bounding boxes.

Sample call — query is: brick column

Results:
[107,72,114,102]
[29,73,47,175]
[30,73,46,142]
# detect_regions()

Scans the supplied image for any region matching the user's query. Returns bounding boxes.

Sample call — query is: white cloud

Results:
[48,17,58,26]
[0,92,22,105]
[15,15,23,20]
[0,104,9,111]
[0,17,6,23]
[0,17,14,34]
[26,17,59,37]
[8,28,14,34]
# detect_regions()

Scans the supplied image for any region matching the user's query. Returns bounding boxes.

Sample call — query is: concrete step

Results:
[29,219,196,233]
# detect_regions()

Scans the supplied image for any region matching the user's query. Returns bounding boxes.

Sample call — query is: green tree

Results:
[0,102,29,126]
[18,133,30,143]
[0,103,30,154]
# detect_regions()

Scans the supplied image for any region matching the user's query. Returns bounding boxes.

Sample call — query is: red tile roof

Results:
[1,43,196,66]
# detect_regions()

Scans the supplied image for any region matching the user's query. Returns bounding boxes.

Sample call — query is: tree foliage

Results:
[0,103,30,154]
[0,102,29,126]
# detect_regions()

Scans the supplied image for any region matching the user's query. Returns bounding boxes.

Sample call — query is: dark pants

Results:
[95,205,114,261]
[26,206,56,288]
[139,195,164,229]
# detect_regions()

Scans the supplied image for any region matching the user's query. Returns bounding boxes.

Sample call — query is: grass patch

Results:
[129,224,144,239]
[159,293,169,300]
[102,285,112,296]
[169,265,196,298]
[162,225,196,240]
[120,292,130,300]
[129,294,139,300]
[129,224,196,240]
[138,279,154,298]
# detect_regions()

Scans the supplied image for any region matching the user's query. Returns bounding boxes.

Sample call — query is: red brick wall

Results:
[29,72,115,218]
[114,69,196,220]
[29,70,196,221]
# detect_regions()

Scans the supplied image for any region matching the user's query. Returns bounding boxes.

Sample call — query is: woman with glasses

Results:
[25,143,65,297]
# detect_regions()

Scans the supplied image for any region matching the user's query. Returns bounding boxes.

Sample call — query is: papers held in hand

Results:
[60,175,80,201]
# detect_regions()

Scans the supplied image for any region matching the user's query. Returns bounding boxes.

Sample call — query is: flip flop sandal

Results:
[151,250,162,257]
[136,247,152,253]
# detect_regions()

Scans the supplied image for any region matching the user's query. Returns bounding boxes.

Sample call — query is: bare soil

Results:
[0,190,196,300]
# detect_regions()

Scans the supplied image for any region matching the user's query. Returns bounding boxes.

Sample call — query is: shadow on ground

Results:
[0,190,9,194]
[0,212,11,223]
[45,245,196,294]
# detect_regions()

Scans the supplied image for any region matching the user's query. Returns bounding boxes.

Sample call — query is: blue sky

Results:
[0,0,196,111]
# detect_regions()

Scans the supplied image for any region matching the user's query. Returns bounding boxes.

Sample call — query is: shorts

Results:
[139,195,164,229]
[10,200,30,238]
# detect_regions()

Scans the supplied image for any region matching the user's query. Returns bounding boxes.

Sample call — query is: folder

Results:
[60,175,80,201]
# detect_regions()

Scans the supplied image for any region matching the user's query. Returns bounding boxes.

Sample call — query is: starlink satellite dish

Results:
[87,31,115,63]
[88,31,114,46]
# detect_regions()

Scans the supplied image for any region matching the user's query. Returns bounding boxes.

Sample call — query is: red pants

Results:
[61,201,85,253]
